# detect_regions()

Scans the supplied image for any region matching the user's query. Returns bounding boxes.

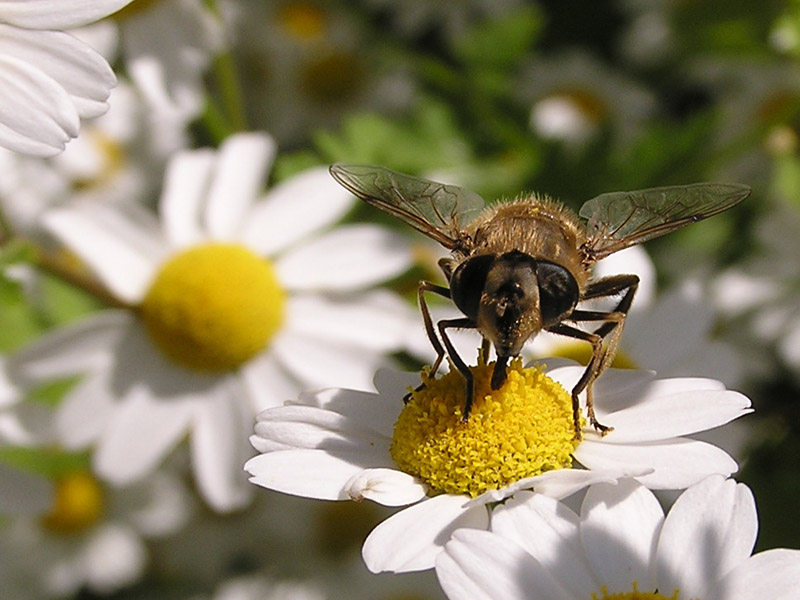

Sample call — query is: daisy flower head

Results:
[9,131,415,512]
[246,355,752,574]
[436,475,800,600]
[0,0,134,156]
[0,467,190,599]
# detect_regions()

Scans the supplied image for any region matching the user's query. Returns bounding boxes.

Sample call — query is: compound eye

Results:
[450,254,495,320]
[536,261,578,326]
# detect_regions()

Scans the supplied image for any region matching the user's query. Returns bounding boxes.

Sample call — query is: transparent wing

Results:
[329,163,485,249]
[580,182,750,261]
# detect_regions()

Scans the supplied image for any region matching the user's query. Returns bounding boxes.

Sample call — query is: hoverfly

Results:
[329,164,749,439]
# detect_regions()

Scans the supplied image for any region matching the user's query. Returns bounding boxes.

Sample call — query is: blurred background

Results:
[2,1,800,598]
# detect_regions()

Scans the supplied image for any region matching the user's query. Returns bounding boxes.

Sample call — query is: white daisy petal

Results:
[252,404,391,458]
[362,494,489,573]
[657,475,757,599]
[83,523,146,595]
[285,290,414,352]
[245,449,376,500]
[56,371,116,449]
[43,203,164,303]
[241,166,354,256]
[581,479,662,594]
[575,438,739,490]
[0,26,114,119]
[272,332,391,391]
[159,148,215,248]
[241,354,302,412]
[467,465,652,506]
[344,468,427,506]
[491,492,598,599]
[598,389,752,443]
[293,385,399,437]
[190,383,253,512]
[276,225,411,292]
[712,549,800,600]
[0,0,134,29]
[94,394,194,485]
[11,310,131,383]
[436,529,571,600]
[0,51,77,156]
[204,132,275,240]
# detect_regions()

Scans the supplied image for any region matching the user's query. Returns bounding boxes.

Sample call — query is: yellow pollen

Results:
[390,358,579,497]
[278,2,327,40]
[592,582,680,600]
[141,243,285,373]
[549,341,637,370]
[41,472,105,534]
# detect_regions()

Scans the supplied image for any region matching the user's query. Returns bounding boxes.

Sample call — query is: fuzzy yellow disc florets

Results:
[41,472,105,534]
[390,358,579,497]
[141,243,285,373]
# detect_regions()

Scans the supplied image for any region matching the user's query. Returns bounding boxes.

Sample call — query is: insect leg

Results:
[546,323,605,439]
[404,281,452,404]
[436,317,478,421]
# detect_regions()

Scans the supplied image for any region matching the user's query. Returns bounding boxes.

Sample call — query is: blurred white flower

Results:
[437,475,800,600]
[247,359,750,573]
[112,0,223,124]
[0,79,183,238]
[9,132,416,512]
[0,0,133,156]
[0,468,190,599]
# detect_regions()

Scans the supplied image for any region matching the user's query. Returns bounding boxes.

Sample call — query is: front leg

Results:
[436,317,478,421]
[404,281,452,403]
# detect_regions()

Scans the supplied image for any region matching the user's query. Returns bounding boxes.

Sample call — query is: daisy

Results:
[246,357,752,573]
[436,475,800,600]
[9,131,415,512]
[0,467,190,599]
[0,0,133,156]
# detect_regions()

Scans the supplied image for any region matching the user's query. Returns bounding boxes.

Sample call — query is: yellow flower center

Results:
[593,583,680,599]
[390,359,579,498]
[277,2,327,41]
[41,472,104,534]
[141,243,285,373]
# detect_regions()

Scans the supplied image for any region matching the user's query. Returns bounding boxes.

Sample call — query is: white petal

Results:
[436,529,571,600]
[712,549,800,600]
[293,385,399,437]
[657,475,757,599]
[10,310,130,383]
[344,468,427,506]
[467,466,652,506]
[362,494,489,573]
[245,449,377,500]
[56,371,116,448]
[0,26,114,119]
[581,479,662,594]
[83,523,146,594]
[597,389,752,443]
[94,393,194,484]
[491,492,598,599]
[251,404,391,459]
[241,353,302,412]
[159,148,215,248]
[271,331,391,391]
[0,0,133,29]
[43,203,164,303]
[0,51,76,156]
[575,438,739,490]
[285,290,415,352]
[204,132,275,240]
[189,379,254,513]
[241,166,354,256]
[276,225,412,292]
